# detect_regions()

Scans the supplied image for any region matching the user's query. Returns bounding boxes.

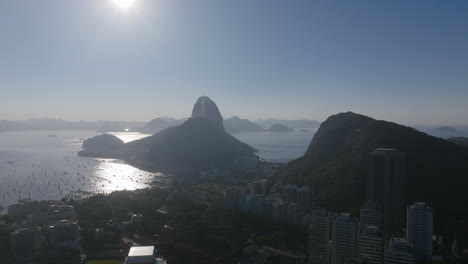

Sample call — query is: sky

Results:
[0,0,467,125]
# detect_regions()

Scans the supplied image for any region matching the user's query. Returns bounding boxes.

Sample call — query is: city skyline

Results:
[1,1,468,125]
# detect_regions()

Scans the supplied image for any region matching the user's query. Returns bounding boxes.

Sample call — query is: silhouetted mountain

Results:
[81,134,124,156]
[137,117,182,134]
[255,119,320,129]
[223,116,265,134]
[447,137,468,147]
[435,126,457,132]
[281,112,468,228]
[267,124,294,132]
[191,96,224,128]
[80,96,256,169]
[142,118,255,168]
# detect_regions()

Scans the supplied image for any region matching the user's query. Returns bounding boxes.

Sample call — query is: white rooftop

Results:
[126,246,155,264]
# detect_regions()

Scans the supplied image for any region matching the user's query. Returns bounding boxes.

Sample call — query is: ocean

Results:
[0,129,315,211]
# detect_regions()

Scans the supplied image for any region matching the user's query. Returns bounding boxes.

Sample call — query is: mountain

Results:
[447,137,468,147]
[267,124,294,132]
[281,112,468,227]
[255,119,321,129]
[136,117,182,134]
[223,116,265,134]
[79,96,256,169]
[142,118,256,168]
[435,126,457,132]
[191,96,224,128]
[82,134,124,155]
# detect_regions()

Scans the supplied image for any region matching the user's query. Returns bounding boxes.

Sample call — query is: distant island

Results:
[223,116,265,133]
[434,126,457,132]
[255,119,320,130]
[267,124,294,132]
[79,96,257,170]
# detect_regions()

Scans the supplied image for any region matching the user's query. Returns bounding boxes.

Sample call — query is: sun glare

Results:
[112,0,136,10]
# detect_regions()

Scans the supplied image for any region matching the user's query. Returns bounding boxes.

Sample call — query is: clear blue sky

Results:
[1,0,467,125]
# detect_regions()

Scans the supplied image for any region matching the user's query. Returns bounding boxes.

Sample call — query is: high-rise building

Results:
[224,186,244,210]
[45,220,80,249]
[384,238,413,264]
[407,202,433,263]
[367,148,405,236]
[360,201,381,228]
[283,184,298,203]
[451,238,459,258]
[10,226,43,254]
[358,225,384,264]
[248,179,270,195]
[245,194,266,215]
[331,213,358,264]
[273,200,297,225]
[309,209,332,264]
[297,186,315,212]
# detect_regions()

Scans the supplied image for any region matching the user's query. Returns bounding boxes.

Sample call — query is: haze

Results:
[1,0,467,125]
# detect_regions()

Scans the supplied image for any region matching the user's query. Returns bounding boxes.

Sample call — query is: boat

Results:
[47,134,57,137]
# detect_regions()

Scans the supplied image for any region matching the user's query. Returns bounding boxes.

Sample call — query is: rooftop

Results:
[128,246,154,257]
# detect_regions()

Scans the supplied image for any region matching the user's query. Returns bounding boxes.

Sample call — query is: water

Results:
[232,130,316,163]
[0,129,315,211]
[0,130,167,211]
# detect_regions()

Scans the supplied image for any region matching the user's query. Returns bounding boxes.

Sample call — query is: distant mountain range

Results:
[133,117,183,134]
[0,118,145,133]
[138,116,319,134]
[223,116,265,134]
[281,112,468,231]
[255,119,321,130]
[0,113,321,136]
[434,126,457,132]
[79,96,256,169]
[266,124,294,132]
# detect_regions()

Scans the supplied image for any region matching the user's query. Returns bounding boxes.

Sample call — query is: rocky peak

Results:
[191,96,224,128]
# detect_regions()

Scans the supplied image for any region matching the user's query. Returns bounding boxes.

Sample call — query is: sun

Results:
[112,0,136,10]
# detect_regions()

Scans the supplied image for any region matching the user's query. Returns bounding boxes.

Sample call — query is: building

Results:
[28,202,76,226]
[367,148,405,236]
[384,238,413,264]
[261,198,275,220]
[45,220,80,249]
[248,179,271,195]
[245,194,266,215]
[331,213,358,264]
[452,238,459,258]
[272,200,297,225]
[224,186,244,210]
[308,209,332,264]
[297,186,315,212]
[360,201,381,228]
[358,225,384,264]
[407,202,433,263]
[125,246,156,264]
[10,226,43,254]
[8,200,75,224]
[283,184,298,203]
